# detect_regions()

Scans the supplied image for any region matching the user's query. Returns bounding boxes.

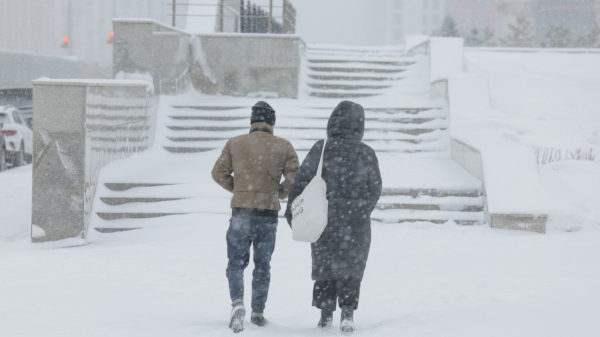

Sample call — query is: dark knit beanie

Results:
[251,101,276,126]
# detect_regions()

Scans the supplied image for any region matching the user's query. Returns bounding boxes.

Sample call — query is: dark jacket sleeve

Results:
[366,148,383,213]
[284,140,324,226]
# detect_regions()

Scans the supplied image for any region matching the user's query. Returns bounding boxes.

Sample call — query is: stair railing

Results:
[168,0,295,34]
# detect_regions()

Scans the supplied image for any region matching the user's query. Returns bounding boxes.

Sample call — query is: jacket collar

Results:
[250,122,274,134]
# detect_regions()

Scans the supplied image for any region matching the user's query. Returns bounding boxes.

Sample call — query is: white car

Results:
[0,105,33,166]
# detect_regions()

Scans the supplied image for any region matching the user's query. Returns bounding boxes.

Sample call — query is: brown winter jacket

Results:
[211,122,300,212]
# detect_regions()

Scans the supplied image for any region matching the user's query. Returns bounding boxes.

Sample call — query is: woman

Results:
[285,101,382,333]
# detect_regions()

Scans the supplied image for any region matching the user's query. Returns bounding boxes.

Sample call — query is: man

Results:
[212,101,299,333]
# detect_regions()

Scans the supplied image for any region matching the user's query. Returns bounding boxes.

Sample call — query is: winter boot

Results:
[340,306,355,333]
[317,309,333,330]
[250,312,269,327]
[229,300,246,333]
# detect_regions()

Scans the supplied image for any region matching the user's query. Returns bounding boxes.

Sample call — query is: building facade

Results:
[0,0,189,76]
[374,0,447,45]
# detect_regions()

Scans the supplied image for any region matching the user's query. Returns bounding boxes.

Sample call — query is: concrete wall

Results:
[0,50,79,90]
[31,79,157,242]
[191,34,303,98]
[113,18,304,99]
[113,19,192,96]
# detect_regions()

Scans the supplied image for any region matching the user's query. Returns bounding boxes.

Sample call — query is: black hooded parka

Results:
[285,101,383,281]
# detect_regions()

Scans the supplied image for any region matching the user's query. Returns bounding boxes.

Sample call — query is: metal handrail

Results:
[167,0,295,34]
[168,3,283,8]
[169,14,284,18]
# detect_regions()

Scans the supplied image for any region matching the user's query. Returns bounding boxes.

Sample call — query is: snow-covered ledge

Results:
[451,137,547,233]
[427,37,548,233]
[31,79,157,242]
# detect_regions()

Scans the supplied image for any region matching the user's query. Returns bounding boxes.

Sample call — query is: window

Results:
[0,113,6,125]
[12,111,22,124]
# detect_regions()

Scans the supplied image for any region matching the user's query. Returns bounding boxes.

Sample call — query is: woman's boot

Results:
[317,309,333,330]
[340,305,354,333]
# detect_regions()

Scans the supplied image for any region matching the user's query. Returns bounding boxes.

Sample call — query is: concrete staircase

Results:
[162,106,450,154]
[304,45,413,99]
[92,44,485,233]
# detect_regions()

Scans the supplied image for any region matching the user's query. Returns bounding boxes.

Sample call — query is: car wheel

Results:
[0,146,6,171]
[15,142,26,167]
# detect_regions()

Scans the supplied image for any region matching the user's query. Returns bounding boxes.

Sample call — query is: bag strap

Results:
[316,139,327,177]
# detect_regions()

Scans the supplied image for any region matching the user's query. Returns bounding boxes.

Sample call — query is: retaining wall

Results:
[113,19,303,98]
[191,33,303,98]
[31,79,157,242]
[113,19,192,96]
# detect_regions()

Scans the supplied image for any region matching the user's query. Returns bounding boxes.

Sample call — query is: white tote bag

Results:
[291,139,328,242]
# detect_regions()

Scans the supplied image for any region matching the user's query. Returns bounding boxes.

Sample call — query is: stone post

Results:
[31,79,156,242]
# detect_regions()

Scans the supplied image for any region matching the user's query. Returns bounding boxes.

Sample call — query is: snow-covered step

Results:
[166,125,443,135]
[376,203,483,212]
[303,44,431,99]
[377,195,484,206]
[377,196,483,211]
[306,48,405,58]
[307,59,415,67]
[100,197,187,205]
[102,183,229,198]
[306,83,394,91]
[97,212,189,220]
[169,105,446,116]
[104,183,175,191]
[168,107,447,118]
[371,209,485,226]
[381,188,482,198]
[308,65,408,74]
[164,117,449,130]
[307,91,381,98]
[306,74,403,82]
[165,133,446,142]
[168,115,443,125]
[95,207,483,225]
[162,140,449,154]
[169,105,246,110]
[164,128,448,141]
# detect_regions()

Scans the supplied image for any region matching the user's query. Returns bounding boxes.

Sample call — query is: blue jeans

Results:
[226,215,278,313]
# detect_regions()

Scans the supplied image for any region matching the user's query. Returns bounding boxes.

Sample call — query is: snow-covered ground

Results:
[457,50,600,150]
[1,214,599,336]
[0,164,31,241]
[1,47,600,336]
[452,50,600,232]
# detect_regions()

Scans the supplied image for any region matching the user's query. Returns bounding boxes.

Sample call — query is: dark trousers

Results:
[312,276,361,311]
[226,215,278,314]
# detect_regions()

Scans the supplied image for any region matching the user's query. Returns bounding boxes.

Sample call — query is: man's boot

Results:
[340,305,354,333]
[317,309,333,329]
[250,312,269,327]
[229,300,245,333]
